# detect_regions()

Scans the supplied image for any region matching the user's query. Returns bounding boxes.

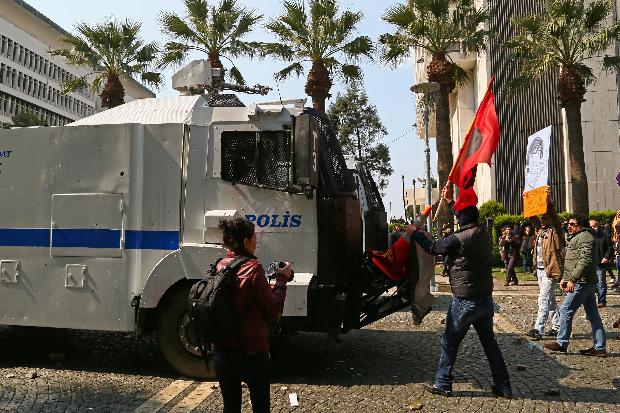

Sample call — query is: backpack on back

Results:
[187,256,250,359]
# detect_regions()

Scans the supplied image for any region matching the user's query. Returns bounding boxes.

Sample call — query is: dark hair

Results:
[568,214,589,228]
[456,205,479,226]
[218,218,255,254]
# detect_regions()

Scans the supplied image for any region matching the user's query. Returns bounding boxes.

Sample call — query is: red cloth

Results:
[449,77,500,210]
[216,251,287,353]
[368,236,412,281]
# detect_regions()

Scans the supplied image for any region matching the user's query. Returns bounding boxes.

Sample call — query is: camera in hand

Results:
[267,261,294,282]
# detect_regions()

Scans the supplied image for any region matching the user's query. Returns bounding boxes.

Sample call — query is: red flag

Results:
[368,236,412,281]
[449,76,500,210]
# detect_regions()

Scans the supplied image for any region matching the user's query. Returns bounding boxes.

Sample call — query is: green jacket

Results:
[563,229,598,284]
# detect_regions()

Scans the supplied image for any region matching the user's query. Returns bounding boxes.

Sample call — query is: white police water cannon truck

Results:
[0,60,435,378]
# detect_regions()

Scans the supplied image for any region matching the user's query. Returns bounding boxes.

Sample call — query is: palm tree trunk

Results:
[208,51,223,68]
[427,52,455,192]
[435,85,453,191]
[101,73,125,109]
[564,101,589,215]
[306,60,332,113]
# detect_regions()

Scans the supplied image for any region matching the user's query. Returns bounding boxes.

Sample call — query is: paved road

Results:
[1,291,619,412]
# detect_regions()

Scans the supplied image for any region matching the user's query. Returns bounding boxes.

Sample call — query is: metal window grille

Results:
[221,130,293,190]
[258,131,292,190]
[221,131,258,186]
[361,168,384,210]
[307,110,355,194]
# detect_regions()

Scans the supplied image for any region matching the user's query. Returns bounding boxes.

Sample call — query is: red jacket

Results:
[216,251,287,353]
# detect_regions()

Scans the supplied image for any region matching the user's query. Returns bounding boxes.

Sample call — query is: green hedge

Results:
[589,210,617,225]
[479,200,506,222]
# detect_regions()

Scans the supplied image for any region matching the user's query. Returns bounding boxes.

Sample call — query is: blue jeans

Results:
[534,269,560,334]
[557,283,606,350]
[596,266,607,305]
[435,296,511,393]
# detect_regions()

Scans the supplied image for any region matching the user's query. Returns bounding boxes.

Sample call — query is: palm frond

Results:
[573,62,595,85]
[274,62,305,81]
[340,64,362,82]
[158,42,191,68]
[256,42,296,60]
[60,76,89,94]
[159,11,198,43]
[602,54,620,71]
[341,36,374,61]
[228,65,246,85]
[382,3,415,29]
[141,71,164,88]
[379,33,413,67]
[453,64,470,86]
[503,74,534,98]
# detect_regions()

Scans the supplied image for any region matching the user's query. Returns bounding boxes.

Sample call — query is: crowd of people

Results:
[500,213,620,300]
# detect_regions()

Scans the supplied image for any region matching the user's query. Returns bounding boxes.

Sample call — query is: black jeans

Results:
[214,347,271,413]
[504,254,518,285]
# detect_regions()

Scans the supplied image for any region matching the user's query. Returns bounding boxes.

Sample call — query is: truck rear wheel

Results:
[156,284,215,379]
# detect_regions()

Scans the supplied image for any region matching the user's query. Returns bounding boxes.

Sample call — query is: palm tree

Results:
[380,0,490,190]
[51,19,161,109]
[262,0,374,112]
[503,0,620,215]
[159,0,262,85]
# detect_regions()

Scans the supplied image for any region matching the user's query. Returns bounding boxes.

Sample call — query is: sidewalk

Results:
[435,273,540,296]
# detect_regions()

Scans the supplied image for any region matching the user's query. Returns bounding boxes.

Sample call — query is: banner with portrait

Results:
[523,126,552,217]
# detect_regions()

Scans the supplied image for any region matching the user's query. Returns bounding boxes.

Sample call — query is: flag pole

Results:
[434,75,496,222]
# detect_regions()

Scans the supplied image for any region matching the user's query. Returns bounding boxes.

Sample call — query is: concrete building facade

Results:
[0,0,154,126]
[414,0,620,214]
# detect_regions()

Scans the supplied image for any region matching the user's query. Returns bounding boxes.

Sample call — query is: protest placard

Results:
[523,126,551,217]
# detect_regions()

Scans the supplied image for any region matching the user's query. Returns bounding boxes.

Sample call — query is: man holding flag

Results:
[406,77,512,398]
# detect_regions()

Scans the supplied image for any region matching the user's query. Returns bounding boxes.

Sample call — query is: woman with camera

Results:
[214,218,292,413]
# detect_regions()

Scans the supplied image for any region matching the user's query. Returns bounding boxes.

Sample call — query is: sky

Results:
[25,0,437,219]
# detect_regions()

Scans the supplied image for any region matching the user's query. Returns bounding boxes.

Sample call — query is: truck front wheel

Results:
[156,284,215,379]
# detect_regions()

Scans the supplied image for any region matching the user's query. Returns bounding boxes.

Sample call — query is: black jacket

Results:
[413,224,493,298]
[592,227,613,264]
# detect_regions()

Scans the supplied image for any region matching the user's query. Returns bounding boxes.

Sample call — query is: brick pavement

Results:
[1,290,619,412]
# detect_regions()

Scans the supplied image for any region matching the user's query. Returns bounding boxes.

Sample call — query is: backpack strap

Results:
[222,255,251,274]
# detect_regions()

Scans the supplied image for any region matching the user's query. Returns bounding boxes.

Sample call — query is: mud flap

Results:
[410,234,435,325]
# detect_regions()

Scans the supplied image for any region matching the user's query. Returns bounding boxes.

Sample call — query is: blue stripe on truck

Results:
[0,228,179,250]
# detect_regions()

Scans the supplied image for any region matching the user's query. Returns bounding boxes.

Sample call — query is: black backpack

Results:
[187,256,250,359]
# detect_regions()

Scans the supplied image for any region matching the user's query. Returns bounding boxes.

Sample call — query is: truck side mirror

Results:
[293,114,318,189]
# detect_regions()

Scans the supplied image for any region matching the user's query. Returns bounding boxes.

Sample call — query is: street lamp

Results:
[412,178,417,217]
[410,82,440,233]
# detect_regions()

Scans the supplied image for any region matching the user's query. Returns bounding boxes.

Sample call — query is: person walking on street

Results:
[525,188,564,341]
[520,225,534,273]
[406,186,512,399]
[612,211,620,290]
[214,218,292,413]
[499,226,520,286]
[543,215,606,357]
[590,219,613,308]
